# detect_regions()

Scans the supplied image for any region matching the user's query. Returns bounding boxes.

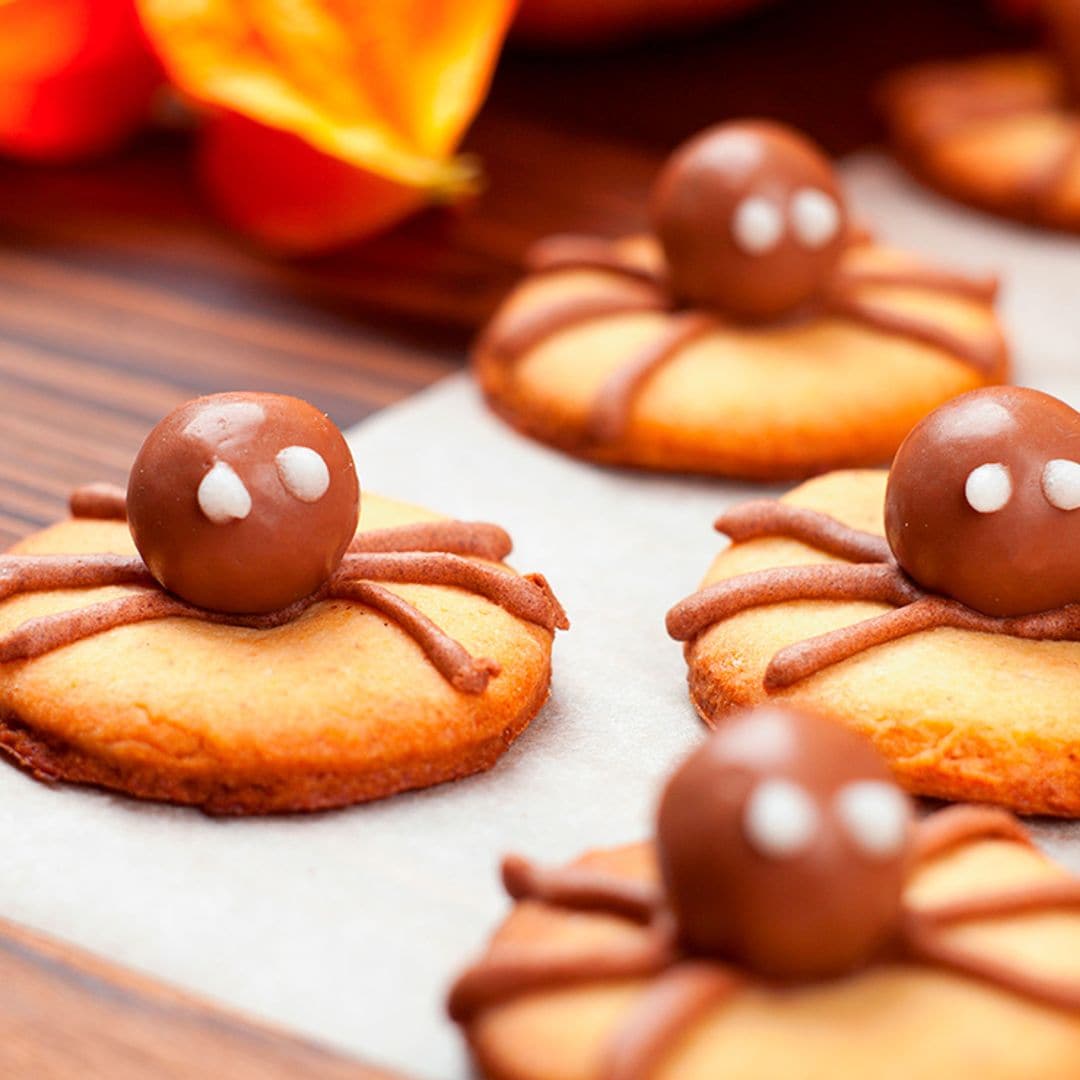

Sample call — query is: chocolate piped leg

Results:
[666,564,917,642]
[482,287,667,365]
[586,313,718,444]
[447,933,678,1024]
[830,266,999,302]
[69,483,128,520]
[714,502,891,563]
[823,293,1002,377]
[764,597,947,689]
[0,591,322,663]
[600,962,740,1080]
[348,521,513,561]
[903,910,1080,1013]
[912,805,1033,865]
[502,855,661,924]
[330,579,500,694]
[917,879,1080,926]
[0,554,153,599]
[336,553,569,631]
[526,235,664,287]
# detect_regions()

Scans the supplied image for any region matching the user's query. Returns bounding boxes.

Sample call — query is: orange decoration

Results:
[513,0,771,45]
[137,0,519,252]
[0,0,160,162]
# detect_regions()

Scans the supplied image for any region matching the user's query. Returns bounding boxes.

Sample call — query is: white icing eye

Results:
[197,462,252,524]
[732,196,784,255]
[276,445,331,503]
[834,781,910,859]
[1042,459,1080,511]
[964,462,1012,513]
[791,188,841,249]
[743,779,819,858]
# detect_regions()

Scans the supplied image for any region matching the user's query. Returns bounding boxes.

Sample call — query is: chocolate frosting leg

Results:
[830,265,999,302]
[600,962,739,1080]
[501,855,661,924]
[0,554,153,599]
[912,805,1033,864]
[329,579,500,694]
[526,235,664,287]
[69,483,127,520]
[348,521,513,561]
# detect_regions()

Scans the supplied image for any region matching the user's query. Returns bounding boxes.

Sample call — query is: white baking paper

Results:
[1,154,1078,1079]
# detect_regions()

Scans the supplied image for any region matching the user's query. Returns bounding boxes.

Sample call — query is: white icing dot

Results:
[1042,458,1080,511]
[743,779,819,859]
[732,196,784,255]
[964,462,1012,513]
[276,445,331,503]
[834,781,910,859]
[791,187,841,249]
[197,462,252,524]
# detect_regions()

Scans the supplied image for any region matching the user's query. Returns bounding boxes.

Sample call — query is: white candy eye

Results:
[834,781,910,859]
[743,779,819,858]
[964,462,1012,513]
[732,196,784,255]
[197,462,252,524]
[276,445,330,503]
[791,188,841,249]
[1042,459,1080,511]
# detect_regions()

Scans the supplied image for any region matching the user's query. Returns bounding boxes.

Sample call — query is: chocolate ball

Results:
[128,393,359,614]
[885,387,1080,617]
[651,121,848,321]
[657,707,912,981]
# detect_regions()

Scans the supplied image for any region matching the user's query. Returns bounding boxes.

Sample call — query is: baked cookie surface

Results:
[449,708,1080,1080]
[474,122,1008,480]
[880,52,1080,231]
[0,393,567,814]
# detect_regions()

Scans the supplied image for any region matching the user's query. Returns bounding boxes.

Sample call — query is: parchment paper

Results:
[2,155,1079,1079]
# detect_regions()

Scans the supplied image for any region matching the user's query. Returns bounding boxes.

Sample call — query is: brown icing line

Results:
[447,934,678,1025]
[329,579,500,694]
[483,287,667,369]
[502,855,660,925]
[714,501,891,563]
[666,563,919,642]
[69,483,127,520]
[765,596,1080,690]
[600,962,740,1080]
[586,313,718,445]
[823,292,1002,377]
[0,588,324,664]
[526,235,664,287]
[832,266,1000,303]
[0,554,154,599]
[348,521,513,561]
[911,805,1034,866]
[336,552,568,632]
[918,879,1080,928]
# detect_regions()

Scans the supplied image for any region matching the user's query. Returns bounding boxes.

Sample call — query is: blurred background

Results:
[0,0,1037,547]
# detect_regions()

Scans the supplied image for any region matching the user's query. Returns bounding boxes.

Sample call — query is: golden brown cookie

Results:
[474,121,1009,481]
[666,388,1080,816]
[880,52,1080,231]
[0,394,567,814]
[449,708,1080,1080]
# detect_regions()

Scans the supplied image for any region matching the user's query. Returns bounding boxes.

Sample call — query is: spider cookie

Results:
[474,120,1009,480]
[880,1,1080,230]
[0,393,567,814]
[667,386,1080,816]
[449,706,1080,1080]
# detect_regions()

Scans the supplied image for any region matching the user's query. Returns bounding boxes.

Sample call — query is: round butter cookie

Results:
[474,120,1009,480]
[0,393,567,814]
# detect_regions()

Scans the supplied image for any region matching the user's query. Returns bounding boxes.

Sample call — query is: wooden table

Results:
[0,0,1023,1071]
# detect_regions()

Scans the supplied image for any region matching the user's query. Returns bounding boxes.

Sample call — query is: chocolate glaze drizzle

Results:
[449,805,1080,1080]
[0,484,567,694]
[481,234,1004,446]
[666,501,1080,690]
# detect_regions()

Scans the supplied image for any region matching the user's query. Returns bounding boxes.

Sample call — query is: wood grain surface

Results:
[0,0,1022,1073]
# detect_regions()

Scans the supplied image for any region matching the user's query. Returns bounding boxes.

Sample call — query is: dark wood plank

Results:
[0,915,393,1078]
[0,0,1022,1067]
